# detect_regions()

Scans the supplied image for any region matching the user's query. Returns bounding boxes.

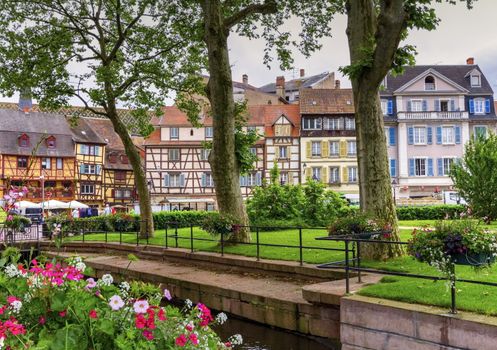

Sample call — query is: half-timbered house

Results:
[70,118,107,208]
[0,109,76,201]
[145,106,265,210]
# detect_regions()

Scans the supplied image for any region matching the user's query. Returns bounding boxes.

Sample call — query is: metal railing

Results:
[315,235,497,314]
[0,223,41,244]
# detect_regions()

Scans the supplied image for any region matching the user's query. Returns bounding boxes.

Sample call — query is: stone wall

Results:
[341,295,497,350]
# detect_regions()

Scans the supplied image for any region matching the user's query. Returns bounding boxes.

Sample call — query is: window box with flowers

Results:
[328,213,392,239]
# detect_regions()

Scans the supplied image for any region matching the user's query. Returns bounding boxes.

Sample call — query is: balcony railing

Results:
[397,111,468,120]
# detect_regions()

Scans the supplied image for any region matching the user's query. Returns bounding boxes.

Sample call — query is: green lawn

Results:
[64,220,497,315]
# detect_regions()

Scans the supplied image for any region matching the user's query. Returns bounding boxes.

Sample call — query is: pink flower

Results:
[189,333,199,345]
[86,278,97,289]
[158,308,167,321]
[175,334,187,346]
[143,330,154,341]
[59,310,66,317]
[89,310,98,319]
[109,295,124,311]
[135,314,146,329]
[163,289,172,301]
[133,300,149,314]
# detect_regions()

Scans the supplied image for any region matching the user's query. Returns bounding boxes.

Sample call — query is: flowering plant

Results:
[328,213,392,237]
[2,187,31,230]
[408,220,497,277]
[0,254,241,349]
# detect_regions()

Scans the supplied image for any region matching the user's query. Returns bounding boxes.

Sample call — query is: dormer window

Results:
[120,155,129,164]
[108,153,117,163]
[424,76,435,90]
[18,134,29,147]
[471,74,481,87]
[46,136,56,148]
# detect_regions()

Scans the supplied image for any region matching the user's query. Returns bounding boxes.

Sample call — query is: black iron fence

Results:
[316,235,497,314]
[0,223,41,244]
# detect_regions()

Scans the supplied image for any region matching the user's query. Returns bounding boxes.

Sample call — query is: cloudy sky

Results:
[229,0,497,92]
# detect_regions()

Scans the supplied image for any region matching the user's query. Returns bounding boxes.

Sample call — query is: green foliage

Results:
[200,213,238,237]
[451,133,497,221]
[4,215,31,230]
[396,205,466,220]
[328,213,391,236]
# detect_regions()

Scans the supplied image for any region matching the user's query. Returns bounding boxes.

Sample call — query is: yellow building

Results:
[299,88,359,194]
[0,109,76,201]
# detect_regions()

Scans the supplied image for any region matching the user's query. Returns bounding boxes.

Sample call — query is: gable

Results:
[394,68,469,94]
[274,115,293,126]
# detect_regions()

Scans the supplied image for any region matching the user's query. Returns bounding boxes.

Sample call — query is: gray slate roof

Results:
[381,65,493,95]
[259,72,330,93]
[69,118,107,144]
[0,109,75,157]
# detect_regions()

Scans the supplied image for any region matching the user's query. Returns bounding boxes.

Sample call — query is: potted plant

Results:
[408,220,497,275]
[328,213,392,239]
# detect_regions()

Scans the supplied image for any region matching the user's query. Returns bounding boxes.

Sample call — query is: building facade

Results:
[299,88,359,194]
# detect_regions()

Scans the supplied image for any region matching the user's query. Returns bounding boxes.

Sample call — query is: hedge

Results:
[396,205,466,220]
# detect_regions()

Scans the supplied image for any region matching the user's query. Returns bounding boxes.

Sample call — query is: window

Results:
[302,118,322,130]
[474,98,485,114]
[410,100,423,112]
[413,127,426,145]
[56,158,63,170]
[347,141,357,156]
[415,158,426,176]
[80,145,98,155]
[168,149,180,161]
[424,76,435,90]
[247,173,257,187]
[199,149,210,161]
[442,126,455,144]
[108,153,117,163]
[311,141,321,156]
[329,167,340,184]
[249,147,257,155]
[115,171,127,181]
[169,173,181,187]
[474,126,487,139]
[275,124,291,136]
[202,173,214,187]
[344,118,355,130]
[280,172,288,185]
[348,167,358,183]
[46,136,56,148]
[329,141,339,156]
[312,167,321,181]
[278,146,288,159]
[168,127,179,139]
[471,74,481,87]
[80,164,98,174]
[205,127,213,138]
[442,158,454,176]
[17,157,28,168]
[44,181,55,188]
[115,189,132,199]
[81,184,95,195]
[41,158,51,170]
[18,134,29,147]
[120,155,129,164]
[440,100,449,112]
[247,126,257,132]
[381,100,387,115]
[323,118,342,130]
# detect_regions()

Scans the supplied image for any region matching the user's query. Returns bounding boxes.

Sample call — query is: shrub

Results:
[396,205,466,220]
[200,213,238,236]
[328,213,391,236]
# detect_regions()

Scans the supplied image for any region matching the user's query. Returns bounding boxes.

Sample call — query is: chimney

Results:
[242,74,248,85]
[466,57,474,65]
[300,69,305,77]
[275,76,285,98]
[18,88,32,113]
[335,80,341,89]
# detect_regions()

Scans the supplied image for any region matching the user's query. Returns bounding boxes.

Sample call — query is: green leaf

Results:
[96,318,115,336]
[50,324,88,350]
[50,291,68,312]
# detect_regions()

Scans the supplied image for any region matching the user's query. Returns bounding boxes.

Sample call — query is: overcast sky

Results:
[3,1,497,105]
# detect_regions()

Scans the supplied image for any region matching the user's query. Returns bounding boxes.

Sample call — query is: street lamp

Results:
[391,178,398,206]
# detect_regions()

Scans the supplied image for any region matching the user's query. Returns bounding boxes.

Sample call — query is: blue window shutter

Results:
[408,127,414,145]
[469,98,475,114]
[96,165,101,175]
[435,99,440,112]
[485,98,491,114]
[239,176,244,186]
[390,159,396,177]
[422,100,428,111]
[79,164,85,174]
[455,157,462,165]
[407,101,412,112]
[408,159,415,176]
[436,126,442,144]
[95,146,100,156]
[389,127,395,146]
[437,158,443,176]
[427,127,433,144]
[163,174,170,187]
[201,173,206,187]
[387,100,393,115]
[455,126,461,144]
[179,174,185,187]
[450,100,455,112]
[256,172,262,186]
[427,158,434,176]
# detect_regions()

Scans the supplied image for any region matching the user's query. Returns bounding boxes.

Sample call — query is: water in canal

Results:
[214,315,341,350]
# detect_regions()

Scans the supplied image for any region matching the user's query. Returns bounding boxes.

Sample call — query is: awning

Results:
[160,198,215,204]
[67,200,89,209]
[40,200,69,209]
[15,201,40,209]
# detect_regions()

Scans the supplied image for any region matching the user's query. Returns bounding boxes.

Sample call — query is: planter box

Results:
[451,252,495,266]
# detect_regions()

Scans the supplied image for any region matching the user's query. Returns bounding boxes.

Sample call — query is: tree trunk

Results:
[105,98,154,238]
[346,0,405,259]
[201,0,250,243]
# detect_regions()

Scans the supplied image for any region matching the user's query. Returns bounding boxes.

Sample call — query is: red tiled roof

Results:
[300,88,355,114]
[263,105,300,137]
[159,106,267,127]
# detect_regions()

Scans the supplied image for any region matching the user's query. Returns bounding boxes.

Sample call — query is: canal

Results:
[214,314,341,350]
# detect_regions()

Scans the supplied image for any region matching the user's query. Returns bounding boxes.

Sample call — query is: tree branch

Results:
[224,0,277,29]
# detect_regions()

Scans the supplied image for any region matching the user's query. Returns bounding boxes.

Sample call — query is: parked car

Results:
[19,207,43,224]
[443,191,467,205]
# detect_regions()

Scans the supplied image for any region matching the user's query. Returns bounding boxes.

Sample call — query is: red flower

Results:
[89,310,98,319]
[58,310,66,317]
[175,334,188,346]
[143,330,154,341]
[189,333,199,345]
[225,342,232,348]
[135,314,146,329]
[39,316,46,325]
[158,308,166,321]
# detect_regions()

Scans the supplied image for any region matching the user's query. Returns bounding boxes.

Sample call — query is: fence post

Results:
[357,241,362,283]
[345,239,350,294]
[82,221,85,243]
[146,221,149,246]
[190,223,194,253]
[220,231,224,257]
[165,223,168,249]
[105,228,108,243]
[450,263,457,314]
[174,223,178,248]
[256,227,260,261]
[136,228,139,246]
[299,227,303,266]
[119,229,122,245]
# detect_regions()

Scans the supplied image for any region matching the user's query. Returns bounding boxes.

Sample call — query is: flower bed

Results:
[0,254,241,349]
[328,213,392,239]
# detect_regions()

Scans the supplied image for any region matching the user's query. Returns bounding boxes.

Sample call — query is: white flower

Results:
[11,300,22,314]
[185,299,193,309]
[0,336,4,349]
[5,264,20,278]
[119,281,130,291]
[75,262,86,272]
[216,312,228,325]
[109,295,125,311]
[133,300,149,314]
[98,274,113,287]
[228,334,243,345]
